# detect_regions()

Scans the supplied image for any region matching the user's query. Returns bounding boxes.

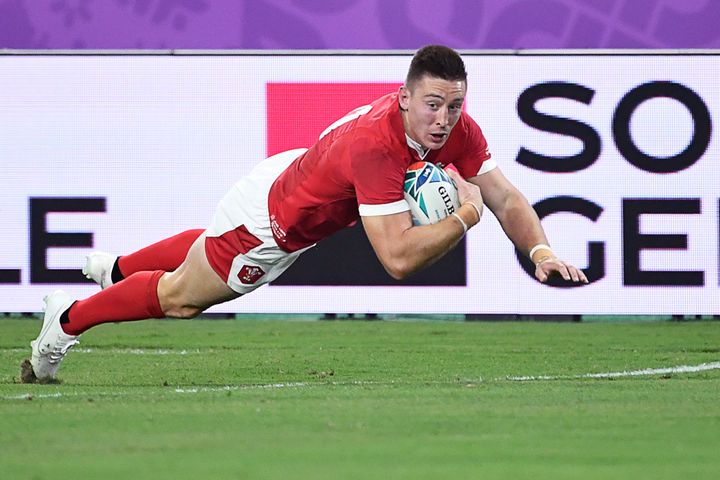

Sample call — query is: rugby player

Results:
[22,45,587,383]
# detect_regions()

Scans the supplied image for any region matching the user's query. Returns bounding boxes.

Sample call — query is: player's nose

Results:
[436,106,449,127]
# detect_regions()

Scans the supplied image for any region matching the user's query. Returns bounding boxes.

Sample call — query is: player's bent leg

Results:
[83,229,205,289]
[157,234,239,319]
[21,235,234,383]
[117,229,205,283]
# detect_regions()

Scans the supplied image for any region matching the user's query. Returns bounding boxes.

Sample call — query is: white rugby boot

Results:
[82,251,117,289]
[28,290,79,382]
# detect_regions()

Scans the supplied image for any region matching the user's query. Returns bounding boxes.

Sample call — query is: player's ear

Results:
[399,85,410,111]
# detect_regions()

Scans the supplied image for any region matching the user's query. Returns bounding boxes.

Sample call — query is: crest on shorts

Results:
[238,265,265,284]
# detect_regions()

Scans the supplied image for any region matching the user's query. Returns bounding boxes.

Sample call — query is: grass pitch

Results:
[1,318,719,480]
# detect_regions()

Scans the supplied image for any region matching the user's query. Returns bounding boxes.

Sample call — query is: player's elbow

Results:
[382,258,415,281]
[385,267,406,281]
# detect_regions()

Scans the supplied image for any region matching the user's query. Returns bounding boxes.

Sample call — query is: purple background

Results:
[1,0,720,49]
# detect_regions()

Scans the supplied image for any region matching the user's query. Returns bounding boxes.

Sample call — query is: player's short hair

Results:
[405,45,467,90]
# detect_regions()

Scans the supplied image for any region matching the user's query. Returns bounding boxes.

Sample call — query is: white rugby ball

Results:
[403,161,460,226]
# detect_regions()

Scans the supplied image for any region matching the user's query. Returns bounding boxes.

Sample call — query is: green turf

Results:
[1,318,719,480]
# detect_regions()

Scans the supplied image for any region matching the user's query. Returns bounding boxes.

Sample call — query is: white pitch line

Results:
[1,384,310,400]
[3,347,197,355]
[73,348,196,355]
[174,382,310,393]
[4,363,717,400]
[2,392,65,400]
[506,361,720,381]
[1,380,385,401]
[173,380,386,394]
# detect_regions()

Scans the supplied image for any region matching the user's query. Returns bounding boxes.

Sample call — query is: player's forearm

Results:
[494,193,549,258]
[385,203,479,279]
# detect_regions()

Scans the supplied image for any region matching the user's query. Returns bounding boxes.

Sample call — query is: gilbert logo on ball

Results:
[403,162,460,226]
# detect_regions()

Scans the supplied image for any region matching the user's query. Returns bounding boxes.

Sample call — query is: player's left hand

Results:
[535,257,589,284]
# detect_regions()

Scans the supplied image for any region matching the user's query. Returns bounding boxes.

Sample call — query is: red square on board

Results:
[266,82,402,157]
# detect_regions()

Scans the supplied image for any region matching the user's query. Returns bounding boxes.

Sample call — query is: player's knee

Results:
[160,293,203,319]
[164,304,203,319]
[157,274,204,319]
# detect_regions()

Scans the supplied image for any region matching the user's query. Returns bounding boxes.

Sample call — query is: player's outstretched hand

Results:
[535,257,589,284]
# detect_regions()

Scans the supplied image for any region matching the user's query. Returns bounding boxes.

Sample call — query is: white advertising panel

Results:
[0,53,718,314]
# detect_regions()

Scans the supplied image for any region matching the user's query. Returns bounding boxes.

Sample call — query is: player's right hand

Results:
[445,168,483,223]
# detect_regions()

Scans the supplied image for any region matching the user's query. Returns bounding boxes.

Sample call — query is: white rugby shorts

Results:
[205,148,311,294]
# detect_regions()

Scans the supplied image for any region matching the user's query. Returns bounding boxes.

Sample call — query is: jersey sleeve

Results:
[348,141,409,217]
[455,113,494,178]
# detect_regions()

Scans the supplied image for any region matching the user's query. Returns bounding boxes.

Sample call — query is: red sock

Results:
[117,229,204,278]
[62,270,165,335]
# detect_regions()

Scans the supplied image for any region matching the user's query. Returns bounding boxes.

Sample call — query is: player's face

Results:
[399,75,466,150]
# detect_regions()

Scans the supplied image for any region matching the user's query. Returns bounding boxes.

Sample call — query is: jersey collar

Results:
[405,134,429,160]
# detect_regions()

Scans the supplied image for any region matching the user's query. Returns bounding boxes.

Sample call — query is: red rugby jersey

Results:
[267,92,491,252]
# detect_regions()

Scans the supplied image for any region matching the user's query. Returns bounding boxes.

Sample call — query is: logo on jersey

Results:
[270,214,287,242]
[238,265,265,284]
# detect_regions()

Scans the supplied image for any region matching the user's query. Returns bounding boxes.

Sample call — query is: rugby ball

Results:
[403,161,460,226]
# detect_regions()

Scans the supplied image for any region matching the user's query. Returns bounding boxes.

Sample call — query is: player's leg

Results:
[83,229,205,289]
[67,233,237,334]
[22,233,238,383]
[157,233,239,318]
[24,148,309,382]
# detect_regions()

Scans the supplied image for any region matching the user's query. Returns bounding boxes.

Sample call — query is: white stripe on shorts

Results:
[205,148,310,294]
